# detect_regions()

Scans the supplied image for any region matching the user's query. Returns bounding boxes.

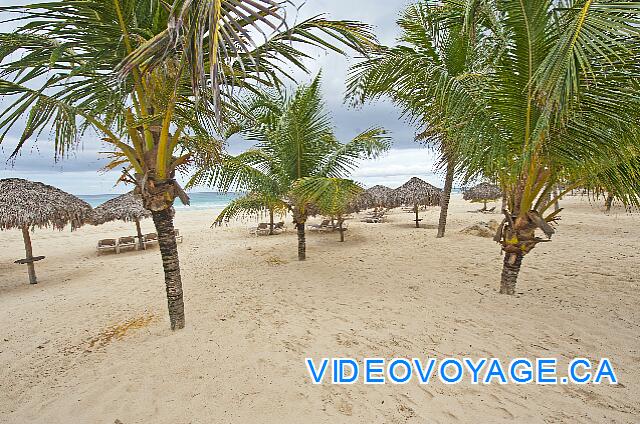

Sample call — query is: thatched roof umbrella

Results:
[348,191,373,213]
[392,177,443,227]
[366,185,394,208]
[348,184,394,213]
[463,182,502,211]
[0,178,93,284]
[92,191,152,250]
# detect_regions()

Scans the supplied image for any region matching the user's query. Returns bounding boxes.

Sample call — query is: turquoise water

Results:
[79,188,464,210]
[78,192,241,210]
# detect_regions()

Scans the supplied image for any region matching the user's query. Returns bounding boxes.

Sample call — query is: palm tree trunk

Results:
[151,208,185,330]
[436,159,455,238]
[21,226,37,285]
[135,218,145,250]
[553,186,561,212]
[338,219,345,242]
[296,223,306,260]
[269,209,274,235]
[500,252,523,295]
[605,194,614,212]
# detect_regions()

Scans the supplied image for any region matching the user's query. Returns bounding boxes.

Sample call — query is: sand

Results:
[0,194,638,423]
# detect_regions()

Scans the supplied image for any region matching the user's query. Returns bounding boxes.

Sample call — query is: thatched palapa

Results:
[463,182,502,202]
[91,191,151,225]
[392,177,442,207]
[392,177,443,227]
[348,191,374,212]
[0,178,93,284]
[92,191,152,249]
[463,182,502,211]
[367,185,394,207]
[0,178,93,231]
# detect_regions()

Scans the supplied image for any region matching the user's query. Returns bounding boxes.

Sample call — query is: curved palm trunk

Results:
[436,160,455,238]
[268,209,275,235]
[21,226,37,285]
[296,223,306,260]
[151,208,185,330]
[497,206,554,295]
[500,253,523,295]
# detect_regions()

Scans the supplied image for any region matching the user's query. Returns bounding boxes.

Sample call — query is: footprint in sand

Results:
[336,398,353,416]
[335,333,360,347]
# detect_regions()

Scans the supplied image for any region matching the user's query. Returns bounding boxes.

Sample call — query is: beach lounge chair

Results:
[143,233,158,248]
[361,216,384,223]
[117,236,137,252]
[174,229,183,243]
[323,221,348,232]
[97,239,118,255]
[273,222,286,234]
[309,220,331,231]
[249,223,270,236]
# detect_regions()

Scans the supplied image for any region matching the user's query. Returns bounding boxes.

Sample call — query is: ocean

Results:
[78,192,241,211]
[79,188,465,210]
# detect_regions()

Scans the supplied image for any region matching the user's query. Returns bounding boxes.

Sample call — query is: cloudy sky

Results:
[0,0,445,195]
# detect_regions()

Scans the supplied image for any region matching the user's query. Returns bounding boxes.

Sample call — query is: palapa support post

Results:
[135,218,145,250]
[21,225,37,284]
[413,204,421,228]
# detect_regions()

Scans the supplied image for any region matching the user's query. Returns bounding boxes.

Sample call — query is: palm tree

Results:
[347,1,491,238]
[192,76,390,259]
[380,1,640,294]
[0,0,380,328]
[294,177,363,242]
[213,192,289,235]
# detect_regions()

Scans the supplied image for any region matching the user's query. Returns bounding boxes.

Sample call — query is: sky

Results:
[0,0,446,195]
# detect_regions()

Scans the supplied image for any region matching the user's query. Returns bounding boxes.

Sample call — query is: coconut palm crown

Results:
[191,75,391,258]
[354,0,640,294]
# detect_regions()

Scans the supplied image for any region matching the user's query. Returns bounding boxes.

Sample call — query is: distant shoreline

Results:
[77,192,243,210]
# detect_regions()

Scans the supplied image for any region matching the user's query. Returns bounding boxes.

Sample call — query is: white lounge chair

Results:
[249,223,270,236]
[143,233,158,248]
[97,239,118,255]
[273,222,287,234]
[118,236,137,253]
[308,220,331,231]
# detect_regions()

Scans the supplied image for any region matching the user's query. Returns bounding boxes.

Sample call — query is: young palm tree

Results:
[213,192,289,235]
[347,1,492,238]
[192,76,390,259]
[374,1,640,294]
[0,0,379,328]
[294,177,363,242]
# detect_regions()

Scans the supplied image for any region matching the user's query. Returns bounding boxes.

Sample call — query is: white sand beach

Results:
[0,195,638,423]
